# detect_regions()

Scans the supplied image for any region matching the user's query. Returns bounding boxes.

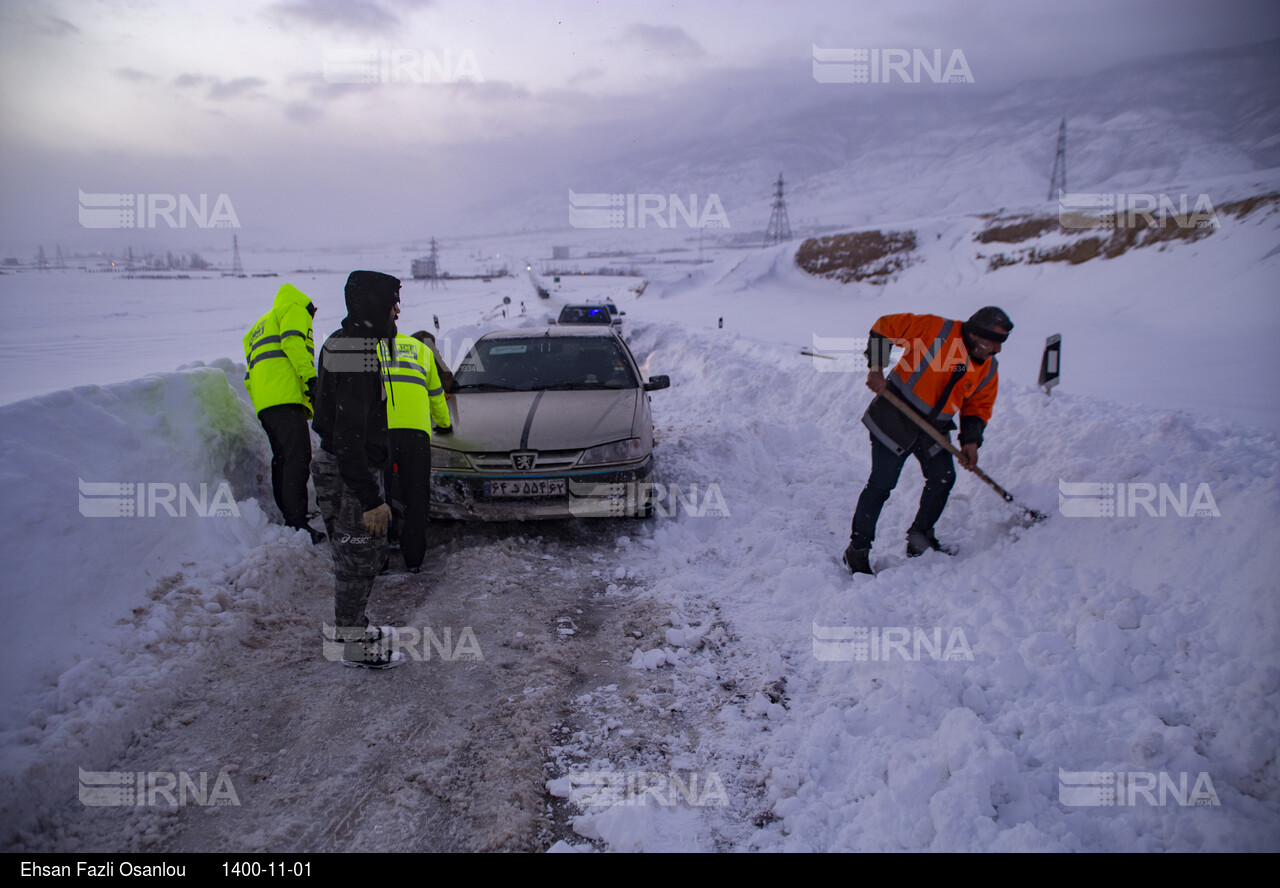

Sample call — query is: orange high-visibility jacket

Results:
[863,313,998,454]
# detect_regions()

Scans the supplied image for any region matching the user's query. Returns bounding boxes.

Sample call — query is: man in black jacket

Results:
[311,270,404,668]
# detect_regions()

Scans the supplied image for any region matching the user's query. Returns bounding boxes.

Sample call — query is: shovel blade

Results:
[1021,508,1049,526]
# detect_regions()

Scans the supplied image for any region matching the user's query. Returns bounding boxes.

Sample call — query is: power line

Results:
[765,172,792,246]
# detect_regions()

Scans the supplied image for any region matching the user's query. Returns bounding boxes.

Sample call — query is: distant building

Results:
[411,257,437,279]
[552,246,570,260]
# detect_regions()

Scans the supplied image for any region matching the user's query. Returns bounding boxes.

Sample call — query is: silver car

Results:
[429,326,670,519]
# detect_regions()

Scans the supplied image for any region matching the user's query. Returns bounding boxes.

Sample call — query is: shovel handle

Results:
[877,388,1018,503]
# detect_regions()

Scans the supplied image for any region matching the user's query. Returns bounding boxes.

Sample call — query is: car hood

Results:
[445,389,640,452]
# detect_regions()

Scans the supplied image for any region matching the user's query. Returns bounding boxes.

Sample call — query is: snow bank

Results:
[0,360,311,833]
[601,316,1280,851]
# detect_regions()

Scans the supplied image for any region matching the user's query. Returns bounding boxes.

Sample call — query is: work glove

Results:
[305,376,318,405]
[362,503,392,536]
[435,425,454,435]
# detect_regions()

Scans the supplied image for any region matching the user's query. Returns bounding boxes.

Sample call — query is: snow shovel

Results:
[877,387,1047,525]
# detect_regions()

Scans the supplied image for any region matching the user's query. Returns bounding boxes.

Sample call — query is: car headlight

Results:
[431,446,471,470]
[578,438,645,466]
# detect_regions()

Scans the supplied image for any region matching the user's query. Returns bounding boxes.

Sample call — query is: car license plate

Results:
[483,478,567,498]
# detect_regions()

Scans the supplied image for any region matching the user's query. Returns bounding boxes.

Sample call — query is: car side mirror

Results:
[644,375,670,392]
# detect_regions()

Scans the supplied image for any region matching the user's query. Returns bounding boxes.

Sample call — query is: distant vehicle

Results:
[429,326,671,519]
[556,304,613,326]
[600,301,625,335]
[527,268,550,299]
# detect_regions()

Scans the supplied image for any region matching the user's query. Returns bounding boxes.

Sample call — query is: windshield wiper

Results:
[537,382,610,390]
[453,382,526,392]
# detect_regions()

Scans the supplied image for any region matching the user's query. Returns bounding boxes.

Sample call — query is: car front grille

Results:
[467,450,583,470]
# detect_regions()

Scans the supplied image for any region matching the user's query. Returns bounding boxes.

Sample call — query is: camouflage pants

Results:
[311,448,389,639]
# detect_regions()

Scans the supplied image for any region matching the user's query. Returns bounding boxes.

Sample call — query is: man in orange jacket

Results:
[843,306,1013,575]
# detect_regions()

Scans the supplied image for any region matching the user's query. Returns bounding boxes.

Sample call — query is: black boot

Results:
[841,543,874,576]
[906,526,956,557]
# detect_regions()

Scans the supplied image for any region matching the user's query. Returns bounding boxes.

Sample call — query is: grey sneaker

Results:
[339,625,406,669]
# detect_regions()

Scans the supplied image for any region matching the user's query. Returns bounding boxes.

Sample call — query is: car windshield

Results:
[453,336,639,392]
[558,306,612,325]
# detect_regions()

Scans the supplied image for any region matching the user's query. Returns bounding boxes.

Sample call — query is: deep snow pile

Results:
[0,361,325,831]
[555,318,1280,851]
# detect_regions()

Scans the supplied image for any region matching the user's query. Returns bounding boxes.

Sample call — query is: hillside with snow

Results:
[1,37,1278,852]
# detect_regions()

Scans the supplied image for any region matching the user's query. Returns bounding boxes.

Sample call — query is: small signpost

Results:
[1039,334,1061,395]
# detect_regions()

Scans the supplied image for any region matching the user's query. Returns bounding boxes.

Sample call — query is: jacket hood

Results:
[273,282,314,316]
[342,271,401,339]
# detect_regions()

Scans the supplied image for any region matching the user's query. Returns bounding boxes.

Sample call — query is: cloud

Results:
[271,0,401,34]
[115,67,155,82]
[284,100,324,123]
[438,79,530,103]
[207,77,269,101]
[33,14,79,36]
[567,67,606,87]
[174,73,215,89]
[617,23,707,59]
[302,79,378,104]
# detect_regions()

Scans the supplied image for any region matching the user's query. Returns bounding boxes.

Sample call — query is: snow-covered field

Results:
[1,180,1278,850]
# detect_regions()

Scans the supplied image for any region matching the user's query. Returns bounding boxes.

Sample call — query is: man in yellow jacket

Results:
[380,329,452,573]
[844,306,1012,575]
[243,283,322,542]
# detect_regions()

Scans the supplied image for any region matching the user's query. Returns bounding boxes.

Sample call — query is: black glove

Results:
[435,425,453,435]
[305,377,318,405]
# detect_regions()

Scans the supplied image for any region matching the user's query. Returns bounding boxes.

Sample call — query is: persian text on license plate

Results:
[483,478,567,498]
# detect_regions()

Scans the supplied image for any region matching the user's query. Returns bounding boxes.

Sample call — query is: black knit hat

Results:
[966,306,1013,342]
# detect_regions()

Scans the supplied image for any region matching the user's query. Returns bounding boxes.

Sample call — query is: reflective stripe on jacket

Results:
[243,283,316,417]
[862,313,998,454]
[378,335,451,433]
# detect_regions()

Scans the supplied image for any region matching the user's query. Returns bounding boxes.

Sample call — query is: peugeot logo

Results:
[512,451,537,470]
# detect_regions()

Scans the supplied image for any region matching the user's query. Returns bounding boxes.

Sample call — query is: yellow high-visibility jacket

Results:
[379,334,451,433]
[243,283,316,417]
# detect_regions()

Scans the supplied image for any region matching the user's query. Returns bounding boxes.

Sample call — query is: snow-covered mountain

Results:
[474,38,1280,239]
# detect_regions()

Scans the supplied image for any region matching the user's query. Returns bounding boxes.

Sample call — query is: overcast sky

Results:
[2,0,1278,253]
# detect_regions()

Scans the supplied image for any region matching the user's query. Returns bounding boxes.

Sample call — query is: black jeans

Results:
[385,428,433,571]
[850,432,956,550]
[258,403,312,529]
